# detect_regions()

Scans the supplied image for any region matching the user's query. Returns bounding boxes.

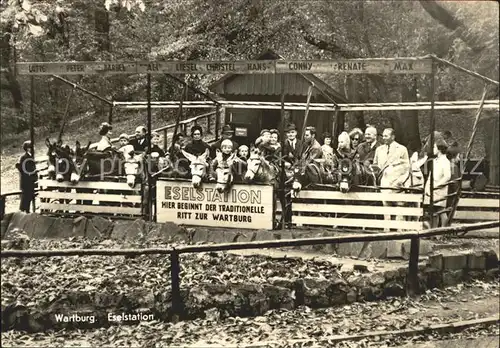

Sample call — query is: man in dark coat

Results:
[355,126,381,166]
[282,123,302,166]
[184,125,211,157]
[210,124,239,159]
[298,126,322,163]
[15,141,38,213]
[129,126,150,152]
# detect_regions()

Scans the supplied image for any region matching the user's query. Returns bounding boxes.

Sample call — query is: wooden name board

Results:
[16,58,432,75]
[156,181,274,230]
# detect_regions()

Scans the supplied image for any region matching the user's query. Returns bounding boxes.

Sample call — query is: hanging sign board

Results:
[276,59,432,74]
[156,180,274,230]
[16,58,432,75]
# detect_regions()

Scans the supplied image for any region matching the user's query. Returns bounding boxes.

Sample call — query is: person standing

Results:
[16,141,38,213]
[373,128,410,228]
[298,126,322,163]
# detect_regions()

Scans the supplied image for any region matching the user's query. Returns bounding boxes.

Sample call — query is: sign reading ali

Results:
[16,58,432,75]
[156,181,274,230]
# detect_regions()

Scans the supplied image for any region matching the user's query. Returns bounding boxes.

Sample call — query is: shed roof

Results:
[208,49,348,103]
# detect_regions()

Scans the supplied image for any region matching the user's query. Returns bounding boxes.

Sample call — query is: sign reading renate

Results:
[156,181,274,230]
[16,58,432,75]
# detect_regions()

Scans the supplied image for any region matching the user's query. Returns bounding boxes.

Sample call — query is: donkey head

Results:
[182,149,209,188]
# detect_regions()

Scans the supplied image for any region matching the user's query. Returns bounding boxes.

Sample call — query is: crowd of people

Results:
[16,119,460,227]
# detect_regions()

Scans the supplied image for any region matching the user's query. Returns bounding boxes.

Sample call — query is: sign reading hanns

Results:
[156,181,274,229]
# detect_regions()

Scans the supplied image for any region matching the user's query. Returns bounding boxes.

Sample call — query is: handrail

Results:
[1,221,497,258]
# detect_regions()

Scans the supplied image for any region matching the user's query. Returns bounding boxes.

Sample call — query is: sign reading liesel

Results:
[156,181,274,229]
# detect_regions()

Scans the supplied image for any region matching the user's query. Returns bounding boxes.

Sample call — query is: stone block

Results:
[89,216,114,238]
[370,241,388,259]
[424,268,443,289]
[401,240,433,260]
[206,230,226,244]
[30,215,57,238]
[467,252,487,270]
[443,270,464,287]
[234,231,255,243]
[383,280,405,297]
[442,254,468,270]
[5,212,37,238]
[276,231,293,241]
[72,216,87,237]
[262,284,294,310]
[485,250,499,270]
[48,218,75,239]
[1,213,13,238]
[111,219,146,240]
[337,242,365,258]
[428,254,444,270]
[346,289,357,303]
[269,276,294,289]
[158,222,187,242]
[224,231,239,243]
[85,221,102,239]
[253,230,275,242]
[369,273,386,287]
[302,277,331,308]
[387,240,406,259]
[191,229,208,244]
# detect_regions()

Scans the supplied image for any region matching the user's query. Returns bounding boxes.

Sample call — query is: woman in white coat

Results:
[424,137,452,228]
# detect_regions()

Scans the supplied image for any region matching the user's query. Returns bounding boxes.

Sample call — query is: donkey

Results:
[291,158,334,194]
[181,149,210,188]
[213,151,243,193]
[244,147,279,186]
[336,158,377,193]
[45,138,80,183]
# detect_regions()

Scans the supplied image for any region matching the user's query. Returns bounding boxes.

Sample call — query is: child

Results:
[149,131,166,158]
[237,145,249,161]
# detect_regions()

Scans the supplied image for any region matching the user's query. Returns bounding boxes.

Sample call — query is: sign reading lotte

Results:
[156,181,275,230]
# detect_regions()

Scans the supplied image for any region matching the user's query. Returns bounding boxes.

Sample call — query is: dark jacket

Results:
[148,145,166,158]
[185,139,211,157]
[355,141,381,165]
[298,139,322,163]
[16,152,38,189]
[283,138,302,164]
[130,136,150,152]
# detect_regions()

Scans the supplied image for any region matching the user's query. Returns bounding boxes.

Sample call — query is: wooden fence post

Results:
[0,195,5,221]
[170,251,182,318]
[407,236,420,296]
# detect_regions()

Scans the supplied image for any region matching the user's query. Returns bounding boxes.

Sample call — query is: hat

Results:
[285,124,297,132]
[22,140,32,151]
[270,129,279,135]
[221,125,234,134]
[119,133,129,141]
[99,122,112,136]
[435,137,448,149]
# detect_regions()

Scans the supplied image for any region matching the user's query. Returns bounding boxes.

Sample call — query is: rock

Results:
[253,230,275,242]
[72,216,88,237]
[467,252,487,270]
[269,276,294,289]
[428,254,444,270]
[4,212,37,238]
[262,284,294,310]
[111,219,142,240]
[234,231,255,243]
[442,254,468,270]
[346,289,357,303]
[369,273,386,287]
[89,216,114,238]
[384,270,399,282]
[384,280,406,297]
[337,242,365,258]
[484,249,499,270]
[1,213,14,239]
[353,264,369,273]
[206,230,226,244]
[424,268,443,289]
[30,215,57,238]
[85,220,102,239]
[191,229,209,244]
[48,217,75,238]
[401,240,433,260]
[223,231,239,243]
[302,277,331,308]
[276,230,293,240]
[443,270,464,287]
[160,222,188,242]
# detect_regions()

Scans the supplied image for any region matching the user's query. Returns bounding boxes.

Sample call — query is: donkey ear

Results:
[86,141,92,150]
[75,141,81,149]
[56,139,63,147]
[181,149,197,163]
[45,138,52,148]
[200,148,209,161]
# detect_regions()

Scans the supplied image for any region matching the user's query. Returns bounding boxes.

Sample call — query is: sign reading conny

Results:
[16,58,432,75]
[156,181,274,230]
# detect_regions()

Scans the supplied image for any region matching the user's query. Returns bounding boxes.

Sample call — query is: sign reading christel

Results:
[156,181,274,229]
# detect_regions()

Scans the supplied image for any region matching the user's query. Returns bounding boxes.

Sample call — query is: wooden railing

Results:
[1,220,498,313]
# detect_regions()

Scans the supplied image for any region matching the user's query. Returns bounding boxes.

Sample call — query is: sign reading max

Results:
[156,181,274,229]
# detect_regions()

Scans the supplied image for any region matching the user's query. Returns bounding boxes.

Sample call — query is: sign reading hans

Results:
[156,181,274,229]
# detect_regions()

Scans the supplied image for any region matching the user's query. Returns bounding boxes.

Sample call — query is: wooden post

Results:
[215,105,221,141]
[146,74,153,222]
[170,251,182,317]
[30,76,36,213]
[279,74,286,230]
[427,61,436,226]
[0,195,5,220]
[407,236,420,296]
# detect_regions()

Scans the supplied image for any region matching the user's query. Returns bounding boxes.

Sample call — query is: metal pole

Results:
[147,74,153,222]
[428,61,436,226]
[30,76,36,213]
[57,86,76,144]
[407,235,420,296]
[279,74,286,230]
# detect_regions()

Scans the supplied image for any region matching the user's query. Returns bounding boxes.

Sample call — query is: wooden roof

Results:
[208,49,348,103]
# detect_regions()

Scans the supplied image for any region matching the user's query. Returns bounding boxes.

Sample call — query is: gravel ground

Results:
[1,281,498,347]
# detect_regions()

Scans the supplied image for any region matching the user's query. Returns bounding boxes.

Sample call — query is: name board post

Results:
[156,181,274,230]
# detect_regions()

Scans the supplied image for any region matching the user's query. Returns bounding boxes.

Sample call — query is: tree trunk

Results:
[398,78,422,154]
[95,5,111,52]
[343,76,365,131]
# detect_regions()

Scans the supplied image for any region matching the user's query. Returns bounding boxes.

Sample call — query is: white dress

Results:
[424,154,452,207]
